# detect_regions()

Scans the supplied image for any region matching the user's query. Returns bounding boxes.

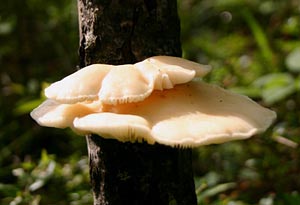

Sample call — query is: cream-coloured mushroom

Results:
[30,98,154,142]
[30,99,102,129]
[45,64,111,103]
[74,113,154,144]
[144,55,211,78]
[44,56,211,104]
[73,81,276,147]
[98,65,153,104]
[31,56,276,147]
[134,56,210,91]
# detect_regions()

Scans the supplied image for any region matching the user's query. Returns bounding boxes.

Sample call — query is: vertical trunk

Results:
[77,0,197,204]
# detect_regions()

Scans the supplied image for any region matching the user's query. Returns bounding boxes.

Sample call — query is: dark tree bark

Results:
[77,0,197,204]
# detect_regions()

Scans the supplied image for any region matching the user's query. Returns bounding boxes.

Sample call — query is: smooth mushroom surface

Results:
[74,113,154,144]
[74,81,276,147]
[98,65,152,104]
[31,56,276,147]
[30,99,101,129]
[44,56,211,105]
[144,56,212,78]
[45,64,111,103]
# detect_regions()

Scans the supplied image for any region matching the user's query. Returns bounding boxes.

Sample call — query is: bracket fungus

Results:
[31,56,276,147]
[45,56,211,105]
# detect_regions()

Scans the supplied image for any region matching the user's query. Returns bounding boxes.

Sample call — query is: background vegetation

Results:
[1,0,299,204]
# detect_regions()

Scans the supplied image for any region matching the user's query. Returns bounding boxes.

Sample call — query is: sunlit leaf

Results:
[241,8,274,69]
[281,16,300,36]
[14,98,44,115]
[0,21,14,35]
[197,182,236,203]
[251,73,296,104]
[259,195,274,205]
[253,73,293,88]
[294,76,300,90]
[286,48,300,72]
[29,179,45,192]
[262,83,295,105]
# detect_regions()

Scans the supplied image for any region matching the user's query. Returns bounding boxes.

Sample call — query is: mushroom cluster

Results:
[31,56,276,147]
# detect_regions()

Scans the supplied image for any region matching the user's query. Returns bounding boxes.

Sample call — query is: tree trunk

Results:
[77,0,197,204]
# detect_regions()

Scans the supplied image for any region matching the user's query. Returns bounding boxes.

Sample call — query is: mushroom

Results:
[74,113,154,144]
[31,55,276,147]
[45,56,211,104]
[30,99,101,130]
[73,81,276,147]
[45,64,111,103]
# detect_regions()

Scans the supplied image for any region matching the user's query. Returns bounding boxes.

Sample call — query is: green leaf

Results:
[253,73,294,88]
[0,183,19,196]
[13,98,44,116]
[261,82,295,105]
[253,73,296,104]
[285,48,300,72]
[294,76,300,90]
[197,182,236,203]
[241,8,274,69]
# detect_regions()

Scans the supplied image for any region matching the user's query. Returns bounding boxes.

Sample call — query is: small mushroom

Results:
[31,56,276,147]
[98,65,153,104]
[30,99,101,130]
[45,56,211,104]
[74,113,154,144]
[143,55,211,78]
[45,64,111,103]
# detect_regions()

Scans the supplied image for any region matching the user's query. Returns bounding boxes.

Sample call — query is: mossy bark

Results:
[77,0,197,204]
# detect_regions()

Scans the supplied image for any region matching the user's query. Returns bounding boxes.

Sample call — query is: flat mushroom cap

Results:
[45,64,111,103]
[98,65,152,104]
[74,81,276,147]
[73,113,154,144]
[145,56,212,78]
[44,56,211,105]
[30,99,101,129]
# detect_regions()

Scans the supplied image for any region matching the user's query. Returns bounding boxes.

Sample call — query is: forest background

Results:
[1,0,300,204]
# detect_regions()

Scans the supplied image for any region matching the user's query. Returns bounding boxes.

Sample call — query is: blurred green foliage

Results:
[179,0,300,204]
[1,150,92,205]
[0,0,299,204]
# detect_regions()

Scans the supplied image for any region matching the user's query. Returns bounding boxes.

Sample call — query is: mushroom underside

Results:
[74,81,276,147]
